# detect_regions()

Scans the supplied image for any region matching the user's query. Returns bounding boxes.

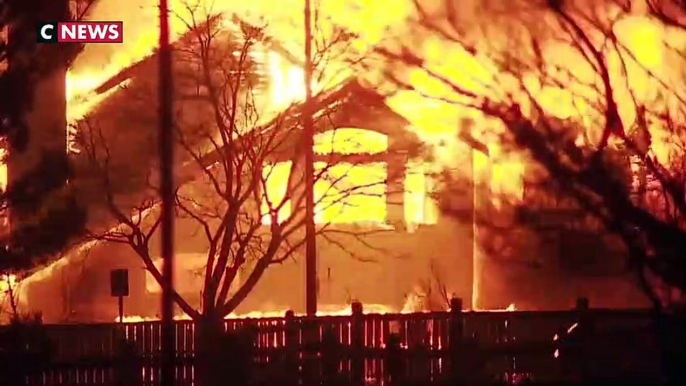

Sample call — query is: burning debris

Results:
[115,303,400,323]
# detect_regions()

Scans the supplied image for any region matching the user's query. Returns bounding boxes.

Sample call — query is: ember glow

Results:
[116,303,399,323]
[115,300,515,322]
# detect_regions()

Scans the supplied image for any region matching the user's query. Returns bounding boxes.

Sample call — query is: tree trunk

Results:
[195,312,226,386]
[195,311,254,386]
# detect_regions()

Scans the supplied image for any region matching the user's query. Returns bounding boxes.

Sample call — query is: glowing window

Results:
[404,162,439,228]
[313,128,388,224]
[314,162,387,224]
[260,128,390,225]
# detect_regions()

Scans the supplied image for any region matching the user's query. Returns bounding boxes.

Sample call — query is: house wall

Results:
[17,213,473,323]
[237,217,473,314]
[18,243,149,323]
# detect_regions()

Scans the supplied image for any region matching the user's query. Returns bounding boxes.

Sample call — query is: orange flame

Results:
[115,303,399,323]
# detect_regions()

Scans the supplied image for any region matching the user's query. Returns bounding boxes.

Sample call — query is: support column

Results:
[472,149,491,310]
[288,153,311,313]
[386,137,406,230]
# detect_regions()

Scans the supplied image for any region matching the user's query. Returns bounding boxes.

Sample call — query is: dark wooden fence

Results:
[4,299,662,385]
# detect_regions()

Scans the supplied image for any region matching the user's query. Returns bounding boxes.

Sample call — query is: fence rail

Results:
[2,299,662,385]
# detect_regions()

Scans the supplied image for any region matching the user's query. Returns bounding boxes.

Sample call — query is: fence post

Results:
[115,338,142,386]
[575,297,589,312]
[351,301,364,385]
[386,333,403,385]
[449,297,464,384]
[284,310,299,386]
[575,297,592,382]
[302,313,320,386]
[321,323,340,384]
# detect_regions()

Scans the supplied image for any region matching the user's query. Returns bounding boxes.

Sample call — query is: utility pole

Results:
[158,1,175,385]
[471,149,481,310]
[304,0,317,316]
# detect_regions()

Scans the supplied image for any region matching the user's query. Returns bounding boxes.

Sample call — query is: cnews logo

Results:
[37,21,123,43]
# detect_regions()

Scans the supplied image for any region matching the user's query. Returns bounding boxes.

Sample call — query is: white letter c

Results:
[40,24,54,40]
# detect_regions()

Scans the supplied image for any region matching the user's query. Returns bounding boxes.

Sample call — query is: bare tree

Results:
[404,258,452,312]
[377,0,685,379]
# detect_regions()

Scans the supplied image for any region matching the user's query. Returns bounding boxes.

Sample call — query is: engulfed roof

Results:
[76,15,414,183]
[90,15,301,99]
[80,51,411,180]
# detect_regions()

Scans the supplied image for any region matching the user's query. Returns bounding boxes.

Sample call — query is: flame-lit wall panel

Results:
[0,151,7,240]
[12,205,474,322]
[13,241,148,323]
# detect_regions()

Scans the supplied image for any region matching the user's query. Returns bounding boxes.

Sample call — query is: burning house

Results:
[9,16,478,323]
[4,0,669,323]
